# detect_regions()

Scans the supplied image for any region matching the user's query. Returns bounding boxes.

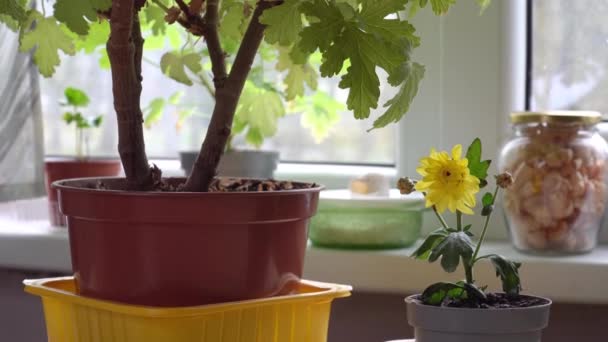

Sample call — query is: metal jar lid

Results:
[510,111,602,125]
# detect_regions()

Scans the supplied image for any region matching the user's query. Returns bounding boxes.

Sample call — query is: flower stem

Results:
[432,206,450,229]
[457,211,462,230]
[471,186,500,264]
[464,262,474,284]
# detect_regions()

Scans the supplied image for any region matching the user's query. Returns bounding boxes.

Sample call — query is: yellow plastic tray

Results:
[24,277,351,342]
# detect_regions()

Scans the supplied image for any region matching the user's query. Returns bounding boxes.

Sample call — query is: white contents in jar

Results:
[502,126,607,253]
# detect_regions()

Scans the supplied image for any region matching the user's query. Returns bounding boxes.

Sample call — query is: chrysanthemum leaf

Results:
[411,228,449,260]
[420,281,466,305]
[482,192,494,207]
[428,231,475,273]
[482,254,522,296]
[466,138,491,186]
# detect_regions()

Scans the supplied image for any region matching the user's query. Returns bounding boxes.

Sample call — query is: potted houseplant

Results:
[45,87,121,226]
[5,0,454,306]
[397,139,552,342]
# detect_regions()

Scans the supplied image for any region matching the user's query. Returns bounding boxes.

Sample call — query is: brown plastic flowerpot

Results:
[44,158,122,226]
[54,177,322,307]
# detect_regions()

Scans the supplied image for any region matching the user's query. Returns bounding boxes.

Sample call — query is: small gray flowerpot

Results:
[405,295,552,342]
[180,150,279,179]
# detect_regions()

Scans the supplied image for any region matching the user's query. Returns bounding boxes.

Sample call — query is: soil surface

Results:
[419,293,549,309]
[93,177,318,192]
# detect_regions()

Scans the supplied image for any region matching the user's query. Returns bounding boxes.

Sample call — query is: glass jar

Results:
[499,111,608,254]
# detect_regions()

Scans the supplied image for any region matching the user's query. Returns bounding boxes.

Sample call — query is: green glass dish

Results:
[309,189,426,250]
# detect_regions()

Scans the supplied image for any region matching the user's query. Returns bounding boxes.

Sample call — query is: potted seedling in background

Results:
[398,139,552,342]
[6,0,462,307]
[62,87,103,159]
[44,87,121,227]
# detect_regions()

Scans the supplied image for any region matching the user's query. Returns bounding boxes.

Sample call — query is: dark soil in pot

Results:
[44,158,122,226]
[54,177,321,307]
[415,293,550,309]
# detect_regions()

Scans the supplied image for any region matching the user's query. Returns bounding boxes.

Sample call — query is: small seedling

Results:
[60,87,103,159]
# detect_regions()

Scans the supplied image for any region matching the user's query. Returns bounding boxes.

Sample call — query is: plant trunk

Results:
[183,1,278,192]
[107,0,154,190]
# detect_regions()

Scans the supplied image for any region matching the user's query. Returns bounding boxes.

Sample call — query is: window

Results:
[40,46,395,165]
[529,0,608,115]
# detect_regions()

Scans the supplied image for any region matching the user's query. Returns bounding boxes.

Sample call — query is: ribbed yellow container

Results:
[24,277,351,342]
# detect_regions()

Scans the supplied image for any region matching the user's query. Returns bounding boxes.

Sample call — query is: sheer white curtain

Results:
[0,27,45,201]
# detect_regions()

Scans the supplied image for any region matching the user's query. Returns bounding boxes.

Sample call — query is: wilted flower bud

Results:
[165,7,182,24]
[495,172,514,189]
[397,177,416,195]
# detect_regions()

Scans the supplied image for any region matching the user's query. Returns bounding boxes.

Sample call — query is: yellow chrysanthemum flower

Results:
[415,144,480,214]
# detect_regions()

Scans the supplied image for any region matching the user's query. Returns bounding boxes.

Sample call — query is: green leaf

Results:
[429,0,455,15]
[245,127,265,148]
[75,20,109,53]
[465,138,491,185]
[232,114,248,135]
[477,0,492,14]
[408,1,421,18]
[91,115,103,127]
[176,108,196,130]
[168,91,184,105]
[144,98,165,128]
[143,2,167,35]
[486,254,522,296]
[340,25,408,118]
[160,52,194,85]
[295,91,343,142]
[259,0,303,46]
[0,0,27,30]
[298,0,345,54]
[65,112,87,128]
[234,81,286,147]
[420,282,466,306]
[53,0,111,36]
[64,87,90,107]
[372,62,425,129]
[411,228,449,260]
[182,53,202,73]
[359,0,406,19]
[219,1,247,41]
[98,50,110,69]
[143,34,166,50]
[289,41,311,66]
[62,112,75,124]
[19,13,76,77]
[277,47,318,100]
[482,192,494,207]
[166,25,183,50]
[318,42,347,77]
[301,0,421,121]
[429,231,475,273]
[258,42,278,61]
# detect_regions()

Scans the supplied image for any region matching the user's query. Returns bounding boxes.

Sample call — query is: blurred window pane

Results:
[530,0,608,117]
[41,50,395,165]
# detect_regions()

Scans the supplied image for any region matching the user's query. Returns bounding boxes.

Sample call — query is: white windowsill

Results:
[1,212,607,304]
